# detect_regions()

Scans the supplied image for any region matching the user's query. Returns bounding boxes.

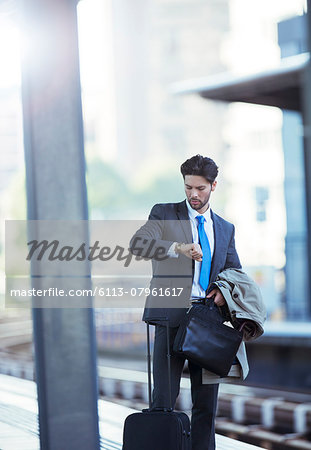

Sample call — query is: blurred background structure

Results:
[1,0,311,449]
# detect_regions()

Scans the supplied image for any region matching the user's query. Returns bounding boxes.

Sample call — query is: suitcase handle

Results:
[142,407,172,413]
[145,318,173,411]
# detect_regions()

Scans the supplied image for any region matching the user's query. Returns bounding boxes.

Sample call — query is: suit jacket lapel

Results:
[210,210,225,283]
[176,203,224,283]
[176,200,192,243]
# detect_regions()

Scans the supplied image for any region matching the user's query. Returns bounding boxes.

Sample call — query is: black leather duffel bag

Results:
[173,299,243,377]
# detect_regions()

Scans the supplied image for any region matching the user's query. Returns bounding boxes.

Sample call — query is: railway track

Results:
[1,358,311,449]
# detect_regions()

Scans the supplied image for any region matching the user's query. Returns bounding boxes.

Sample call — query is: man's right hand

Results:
[177,243,203,261]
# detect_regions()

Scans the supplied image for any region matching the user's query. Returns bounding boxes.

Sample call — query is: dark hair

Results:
[180,155,218,183]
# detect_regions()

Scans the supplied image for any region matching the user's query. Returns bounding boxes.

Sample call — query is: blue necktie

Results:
[196,215,212,291]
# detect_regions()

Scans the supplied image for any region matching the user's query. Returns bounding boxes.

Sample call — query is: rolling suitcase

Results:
[122,318,191,450]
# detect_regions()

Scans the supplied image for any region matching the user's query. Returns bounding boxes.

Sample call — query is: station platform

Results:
[0,374,263,449]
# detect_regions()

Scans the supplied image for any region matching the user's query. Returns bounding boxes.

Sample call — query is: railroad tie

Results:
[293,403,311,434]
[231,395,253,423]
[261,397,284,429]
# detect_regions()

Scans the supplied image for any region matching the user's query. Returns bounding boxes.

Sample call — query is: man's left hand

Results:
[206,287,226,307]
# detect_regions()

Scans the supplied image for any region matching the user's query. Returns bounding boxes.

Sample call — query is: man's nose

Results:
[192,191,198,197]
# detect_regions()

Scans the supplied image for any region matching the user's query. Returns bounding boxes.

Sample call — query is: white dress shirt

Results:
[186,200,214,298]
[168,200,215,298]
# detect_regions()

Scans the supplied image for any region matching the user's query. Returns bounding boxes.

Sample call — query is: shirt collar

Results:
[186,199,211,222]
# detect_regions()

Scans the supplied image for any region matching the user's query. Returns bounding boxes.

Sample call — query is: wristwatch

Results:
[175,242,185,254]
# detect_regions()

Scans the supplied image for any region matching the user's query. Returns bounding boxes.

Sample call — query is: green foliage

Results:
[86,158,130,212]
[86,158,185,217]
[6,169,27,220]
[7,160,185,219]
[135,173,184,206]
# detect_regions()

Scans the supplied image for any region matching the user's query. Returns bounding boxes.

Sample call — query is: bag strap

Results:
[146,318,172,412]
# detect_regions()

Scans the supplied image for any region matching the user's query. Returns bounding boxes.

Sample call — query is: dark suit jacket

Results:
[129,200,241,327]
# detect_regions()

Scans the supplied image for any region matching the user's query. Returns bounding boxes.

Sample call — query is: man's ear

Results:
[211,181,217,191]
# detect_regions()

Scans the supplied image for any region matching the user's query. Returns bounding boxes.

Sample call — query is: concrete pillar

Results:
[20,1,100,448]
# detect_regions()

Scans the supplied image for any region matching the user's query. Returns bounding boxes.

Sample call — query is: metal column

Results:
[20,1,100,449]
[302,0,311,319]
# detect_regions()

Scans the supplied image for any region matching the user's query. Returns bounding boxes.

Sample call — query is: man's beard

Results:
[189,197,209,210]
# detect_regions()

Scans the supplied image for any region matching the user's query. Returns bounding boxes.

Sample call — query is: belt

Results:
[190,297,206,305]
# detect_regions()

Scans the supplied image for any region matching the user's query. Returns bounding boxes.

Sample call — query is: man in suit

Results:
[130,155,241,450]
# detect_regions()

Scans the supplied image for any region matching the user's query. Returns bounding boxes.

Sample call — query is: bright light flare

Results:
[0,15,21,88]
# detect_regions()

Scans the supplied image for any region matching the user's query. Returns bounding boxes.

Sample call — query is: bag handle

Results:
[192,295,229,323]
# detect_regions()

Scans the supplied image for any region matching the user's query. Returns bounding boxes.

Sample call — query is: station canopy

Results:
[171,53,309,112]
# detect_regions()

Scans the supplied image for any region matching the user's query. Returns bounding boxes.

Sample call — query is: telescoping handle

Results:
[146,318,172,412]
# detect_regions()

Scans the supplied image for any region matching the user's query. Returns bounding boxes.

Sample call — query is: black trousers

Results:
[152,325,219,450]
